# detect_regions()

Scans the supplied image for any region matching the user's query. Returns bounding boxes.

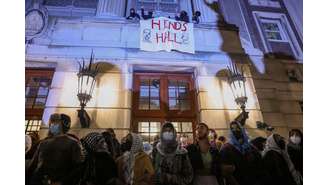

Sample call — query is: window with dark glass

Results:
[25,68,54,133]
[43,0,98,8]
[168,80,190,110]
[260,20,286,41]
[26,75,52,109]
[135,0,179,14]
[139,78,160,110]
[43,0,98,16]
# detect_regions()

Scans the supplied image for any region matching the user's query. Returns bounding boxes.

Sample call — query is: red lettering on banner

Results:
[164,19,169,29]
[152,19,161,30]
[174,22,181,30]
[182,22,188,31]
[156,33,164,43]
[168,22,176,30]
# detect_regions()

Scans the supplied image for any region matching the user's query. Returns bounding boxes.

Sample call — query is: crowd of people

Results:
[126,7,202,24]
[25,113,303,185]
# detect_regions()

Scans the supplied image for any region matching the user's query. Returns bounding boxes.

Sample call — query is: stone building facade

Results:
[25,0,302,141]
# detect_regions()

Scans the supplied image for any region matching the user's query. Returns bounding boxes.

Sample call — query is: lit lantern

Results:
[227,63,249,126]
[77,51,99,128]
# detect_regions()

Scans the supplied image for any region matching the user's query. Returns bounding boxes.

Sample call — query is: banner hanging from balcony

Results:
[140,17,195,54]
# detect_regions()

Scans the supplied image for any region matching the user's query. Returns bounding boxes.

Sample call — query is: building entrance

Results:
[132,72,198,142]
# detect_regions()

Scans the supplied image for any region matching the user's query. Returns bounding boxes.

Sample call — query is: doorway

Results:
[131,72,198,142]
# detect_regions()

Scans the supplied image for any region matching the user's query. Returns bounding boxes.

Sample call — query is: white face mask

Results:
[163,132,174,140]
[290,136,301,144]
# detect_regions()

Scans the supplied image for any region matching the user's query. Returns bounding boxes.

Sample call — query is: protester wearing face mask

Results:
[287,129,303,175]
[27,113,85,185]
[152,122,193,185]
[117,133,154,185]
[219,121,252,185]
[262,134,302,185]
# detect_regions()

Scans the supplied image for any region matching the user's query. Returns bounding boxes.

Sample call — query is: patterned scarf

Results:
[157,122,179,157]
[263,135,302,185]
[122,133,143,185]
[81,132,106,153]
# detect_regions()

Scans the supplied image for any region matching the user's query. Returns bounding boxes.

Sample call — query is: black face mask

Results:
[257,144,265,152]
[121,140,132,153]
[232,129,243,141]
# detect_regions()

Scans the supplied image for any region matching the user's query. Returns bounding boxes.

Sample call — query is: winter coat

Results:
[247,145,266,185]
[81,151,118,185]
[117,151,155,185]
[262,150,297,185]
[102,132,122,159]
[27,134,84,185]
[220,143,252,185]
[186,144,221,182]
[287,144,303,175]
[152,146,193,185]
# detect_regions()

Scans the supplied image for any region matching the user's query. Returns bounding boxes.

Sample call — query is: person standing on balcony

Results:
[126,8,140,20]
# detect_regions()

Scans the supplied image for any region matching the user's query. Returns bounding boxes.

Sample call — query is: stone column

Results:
[193,0,218,24]
[97,0,126,17]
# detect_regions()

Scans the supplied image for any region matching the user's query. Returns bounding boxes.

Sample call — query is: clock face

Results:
[25,10,45,37]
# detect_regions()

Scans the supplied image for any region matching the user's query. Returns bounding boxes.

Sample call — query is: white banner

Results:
[140,17,195,54]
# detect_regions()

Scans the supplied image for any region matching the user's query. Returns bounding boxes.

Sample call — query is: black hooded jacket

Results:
[187,143,222,182]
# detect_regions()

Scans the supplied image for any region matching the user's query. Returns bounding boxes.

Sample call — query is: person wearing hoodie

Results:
[175,11,190,23]
[80,132,118,185]
[102,128,122,160]
[248,137,267,185]
[152,122,193,185]
[141,7,154,20]
[287,129,303,175]
[187,122,221,185]
[126,8,140,20]
[219,121,252,185]
[117,133,154,185]
[262,134,302,185]
[27,113,84,185]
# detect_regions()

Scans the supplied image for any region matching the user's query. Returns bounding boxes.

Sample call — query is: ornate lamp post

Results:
[227,63,249,126]
[77,51,99,128]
